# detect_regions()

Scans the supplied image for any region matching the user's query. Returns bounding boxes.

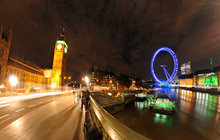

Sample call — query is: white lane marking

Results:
[0,114,9,120]
[15,108,25,113]
[28,104,38,108]
[0,104,10,108]
[0,117,11,125]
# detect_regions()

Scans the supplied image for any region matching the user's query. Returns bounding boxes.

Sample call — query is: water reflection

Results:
[135,101,150,110]
[154,113,167,124]
[176,89,219,120]
[150,88,220,117]
[129,88,220,140]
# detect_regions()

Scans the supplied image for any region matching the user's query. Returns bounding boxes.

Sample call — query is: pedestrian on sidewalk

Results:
[81,90,90,111]
[76,90,80,102]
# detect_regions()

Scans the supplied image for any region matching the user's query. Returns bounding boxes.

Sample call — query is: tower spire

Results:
[210,58,214,70]
[58,28,65,40]
[62,27,65,35]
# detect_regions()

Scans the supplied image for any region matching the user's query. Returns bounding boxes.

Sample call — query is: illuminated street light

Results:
[0,85,4,88]
[9,75,18,86]
[84,76,89,85]
[51,83,56,88]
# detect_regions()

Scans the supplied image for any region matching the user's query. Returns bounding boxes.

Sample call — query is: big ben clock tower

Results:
[51,28,68,88]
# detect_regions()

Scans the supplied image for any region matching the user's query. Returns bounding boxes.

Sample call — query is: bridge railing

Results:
[89,96,151,140]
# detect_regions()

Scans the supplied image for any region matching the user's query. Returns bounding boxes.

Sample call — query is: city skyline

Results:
[0,1,220,140]
[0,0,220,80]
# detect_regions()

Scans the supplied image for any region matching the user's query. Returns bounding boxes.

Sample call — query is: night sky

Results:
[0,0,220,80]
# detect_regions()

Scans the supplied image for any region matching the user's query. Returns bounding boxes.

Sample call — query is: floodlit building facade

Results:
[179,65,220,88]
[0,27,68,92]
[6,57,48,92]
[0,27,12,85]
[51,28,68,88]
[179,75,196,88]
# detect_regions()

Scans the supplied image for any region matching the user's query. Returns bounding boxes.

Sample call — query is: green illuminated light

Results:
[162,114,167,119]
[211,76,218,86]
[155,113,160,118]
[140,103,144,109]
[153,99,174,111]
[199,76,218,86]
[210,58,213,65]
[154,113,168,124]
[206,77,211,86]
[198,77,207,86]
[56,40,68,49]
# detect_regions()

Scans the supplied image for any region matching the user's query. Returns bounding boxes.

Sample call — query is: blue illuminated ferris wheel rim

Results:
[151,47,178,84]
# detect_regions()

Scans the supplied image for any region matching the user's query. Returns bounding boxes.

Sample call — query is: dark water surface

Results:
[114,88,220,140]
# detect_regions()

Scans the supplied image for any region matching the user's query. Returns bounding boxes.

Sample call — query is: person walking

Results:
[81,90,90,111]
[76,90,80,102]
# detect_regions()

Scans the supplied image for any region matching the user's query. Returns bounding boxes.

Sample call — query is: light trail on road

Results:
[0,93,86,140]
[0,90,76,105]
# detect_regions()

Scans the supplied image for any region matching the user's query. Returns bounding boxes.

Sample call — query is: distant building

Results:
[129,78,137,89]
[194,68,219,87]
[89,66,116,90]
[101,70,115,88]
[179,65,220,88]
[6,57,48,91]
[179,74,195,88]
[0,27,12,85]
[0,27,69,92]
[89,65,96,86]
[180,61,192,75]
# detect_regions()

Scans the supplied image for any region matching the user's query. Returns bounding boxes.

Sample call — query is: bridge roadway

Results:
[0,91,86,140]
[0,91,150,140]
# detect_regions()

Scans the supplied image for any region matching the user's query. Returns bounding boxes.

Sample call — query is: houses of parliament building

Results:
[0,27,68,92]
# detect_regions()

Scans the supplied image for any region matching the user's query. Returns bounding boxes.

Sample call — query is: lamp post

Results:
[85,76,89,85]
[84,76,90,89]
[9,75,18,94]
[84,76,89,84]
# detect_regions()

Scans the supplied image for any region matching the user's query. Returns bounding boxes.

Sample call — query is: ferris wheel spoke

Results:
[161,65,171,81]
[164,67,171,79]
[163,67,169,80]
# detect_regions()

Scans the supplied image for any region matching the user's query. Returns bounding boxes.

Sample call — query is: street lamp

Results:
[84,76,89,85]
[51,83,56,88]
[9,75,18,93]
[9,75,18,87]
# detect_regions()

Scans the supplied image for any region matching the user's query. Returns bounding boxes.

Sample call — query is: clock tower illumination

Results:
[51,28,68,88]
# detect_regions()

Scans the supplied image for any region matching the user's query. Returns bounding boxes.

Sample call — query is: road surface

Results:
[0,92,86,140]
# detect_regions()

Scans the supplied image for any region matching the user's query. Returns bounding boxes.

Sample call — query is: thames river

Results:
[114,88,220,140]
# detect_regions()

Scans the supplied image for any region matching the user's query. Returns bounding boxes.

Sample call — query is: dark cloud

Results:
[0,0,220,80]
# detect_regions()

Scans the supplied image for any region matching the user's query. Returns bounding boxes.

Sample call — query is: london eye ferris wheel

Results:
[151,47,178,84]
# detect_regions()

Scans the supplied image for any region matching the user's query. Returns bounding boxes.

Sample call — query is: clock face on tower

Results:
[57,44,62,50]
